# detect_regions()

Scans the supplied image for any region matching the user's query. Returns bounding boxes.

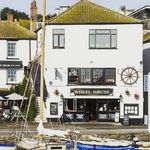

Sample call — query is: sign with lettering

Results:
[144,75,148,92]
[0,61,22,68]
[70,88,113,96]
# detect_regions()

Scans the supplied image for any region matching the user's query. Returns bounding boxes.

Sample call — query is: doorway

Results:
[85,99,96,120]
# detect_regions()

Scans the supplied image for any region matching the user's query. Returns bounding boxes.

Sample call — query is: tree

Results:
[1,7,29,20]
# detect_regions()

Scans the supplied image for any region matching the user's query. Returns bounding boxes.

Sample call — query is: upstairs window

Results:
[89,29,117,49]
[53,29,65,49]
[7,41,16,57]
[68,68,116,85]
[7,68,16,83]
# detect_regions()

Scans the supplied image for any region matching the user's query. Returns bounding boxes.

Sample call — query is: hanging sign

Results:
[144,75,148,92]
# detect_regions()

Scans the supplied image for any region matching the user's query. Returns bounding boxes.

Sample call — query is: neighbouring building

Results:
[143,33,150,124]
[0,19,36,94]
[128,5,150,30]
[37,0,143,125]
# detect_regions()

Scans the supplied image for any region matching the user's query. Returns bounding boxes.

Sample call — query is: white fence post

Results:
[148,72,150,133]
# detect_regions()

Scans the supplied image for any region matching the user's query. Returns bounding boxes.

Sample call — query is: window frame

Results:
[7,68,17,84]
[52,29,65,49]
[89,29,117,49]
[50,102,58,115]
[7,41,17,58]
[68,68,116,85]
[124,104,139,116]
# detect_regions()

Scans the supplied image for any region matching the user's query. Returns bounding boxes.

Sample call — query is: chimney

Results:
[30,0,37,31]
[7,14,13,22]
[56,6,69,16]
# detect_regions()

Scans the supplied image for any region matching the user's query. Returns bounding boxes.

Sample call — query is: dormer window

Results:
[7,41,17,58]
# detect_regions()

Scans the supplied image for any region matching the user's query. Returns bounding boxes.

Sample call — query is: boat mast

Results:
[40,0,46,121]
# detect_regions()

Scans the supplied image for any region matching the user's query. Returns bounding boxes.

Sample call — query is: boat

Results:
[65,137,135,150]
[0,144,16,150]
[77,143,135,150]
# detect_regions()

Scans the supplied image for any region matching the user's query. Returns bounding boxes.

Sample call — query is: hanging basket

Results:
[125,90,130,96]
[134,93,139,100]
[119,94,123,101]
[54,89,60,96]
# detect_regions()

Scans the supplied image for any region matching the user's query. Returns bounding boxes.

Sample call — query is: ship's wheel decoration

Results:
[121,67,139,85]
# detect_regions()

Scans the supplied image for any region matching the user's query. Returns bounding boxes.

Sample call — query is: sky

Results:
[0,0,150,15]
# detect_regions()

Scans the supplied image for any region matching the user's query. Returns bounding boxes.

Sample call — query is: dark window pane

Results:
[105,69,115,84]
[80,68,91,84]
[93,69,103,84]
[68,68,79,85]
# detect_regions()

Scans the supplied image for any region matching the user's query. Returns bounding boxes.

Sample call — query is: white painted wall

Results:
[38,24,143,119]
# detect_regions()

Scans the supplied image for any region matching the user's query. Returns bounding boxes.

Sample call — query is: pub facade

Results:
[37,0,143,125]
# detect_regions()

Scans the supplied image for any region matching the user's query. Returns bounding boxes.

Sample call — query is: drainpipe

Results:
[29,40,31,61]
[148,72,150,133]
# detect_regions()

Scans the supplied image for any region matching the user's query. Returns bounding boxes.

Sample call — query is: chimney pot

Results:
[7,14,13,22]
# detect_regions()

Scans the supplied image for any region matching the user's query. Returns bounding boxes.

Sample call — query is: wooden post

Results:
[40,0,46,122]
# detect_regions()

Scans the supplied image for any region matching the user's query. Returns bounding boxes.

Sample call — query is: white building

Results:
[0,20,36,93]
[37,0,143,125]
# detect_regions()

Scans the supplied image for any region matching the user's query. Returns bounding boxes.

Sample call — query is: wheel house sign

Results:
[70,88,113,96]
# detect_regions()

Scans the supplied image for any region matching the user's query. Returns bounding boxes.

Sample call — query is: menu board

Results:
[50,103,58,115]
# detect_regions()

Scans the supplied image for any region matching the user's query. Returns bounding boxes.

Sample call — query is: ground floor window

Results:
[64,99,119,121]
[124,104,139,116]
[7,68,16,83]
[50,103,58,115]
[65,99,77,111]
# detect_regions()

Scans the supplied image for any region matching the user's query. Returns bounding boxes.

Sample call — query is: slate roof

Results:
[0,21,36,40]
[49,0,141,24]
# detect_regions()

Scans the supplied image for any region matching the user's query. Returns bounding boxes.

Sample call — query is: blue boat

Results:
[0,144,15,149]
[77,143,135,150]
[66,141,134,150]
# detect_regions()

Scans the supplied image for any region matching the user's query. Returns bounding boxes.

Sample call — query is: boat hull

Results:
[77,143,135,150]
[0,144,15,150]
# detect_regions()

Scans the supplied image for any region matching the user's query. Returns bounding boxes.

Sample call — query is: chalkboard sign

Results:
[50,103,58,115]
[123,115,129,126]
